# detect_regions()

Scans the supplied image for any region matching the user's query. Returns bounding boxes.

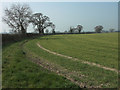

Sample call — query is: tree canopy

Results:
[29,13,55,34]
[77,25,83,33]
[3,4,32,34]
[109,28,115,32]
[94,25,103,33]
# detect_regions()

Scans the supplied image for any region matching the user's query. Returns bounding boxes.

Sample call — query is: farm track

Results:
[25,52,90,88]
[21,40,118,88]
[37,43,118,74]
[22,40,101,88]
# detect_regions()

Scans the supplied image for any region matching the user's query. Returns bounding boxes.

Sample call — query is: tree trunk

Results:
[21,25,26,35]
[79,29,81,33]
[41,29,44,34]
[52,29,55,34]
[38,29,44,35]
[39,29,41,34]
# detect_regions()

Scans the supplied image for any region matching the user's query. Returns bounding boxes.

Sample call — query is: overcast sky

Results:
[0,1,118,33]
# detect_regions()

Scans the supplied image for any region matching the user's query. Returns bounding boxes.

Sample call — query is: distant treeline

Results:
[2,32,94,45]
[2,31,119,46]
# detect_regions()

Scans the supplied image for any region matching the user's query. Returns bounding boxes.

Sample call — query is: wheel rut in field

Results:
[37,43,118,73]
[23,41,103,88]
[26,54,90,88]
[22,40,95,88]
[24,48,96,88]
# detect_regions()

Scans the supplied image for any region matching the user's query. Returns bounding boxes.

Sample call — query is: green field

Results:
[2,42,79,88]
[2,33,118,88]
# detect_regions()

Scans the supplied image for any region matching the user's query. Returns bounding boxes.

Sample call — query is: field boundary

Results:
[37,43,118,74]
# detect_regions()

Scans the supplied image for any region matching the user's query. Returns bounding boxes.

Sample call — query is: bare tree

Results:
[77,25,83,33]
[2,4,32,34]
[64,30,67,33]
[69,27,74,33]
[94,25,103,33]
[51,24,55,34]
[109,28,115,32]
[30,13,54,34]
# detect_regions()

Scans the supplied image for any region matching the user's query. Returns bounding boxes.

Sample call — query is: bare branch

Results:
[30,13,55,34]
[2,3,32,34]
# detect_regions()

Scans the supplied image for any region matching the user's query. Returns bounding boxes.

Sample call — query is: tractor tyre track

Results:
[37,43,118,73]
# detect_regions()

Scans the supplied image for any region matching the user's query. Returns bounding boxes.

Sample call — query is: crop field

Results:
[2,33,118,88]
